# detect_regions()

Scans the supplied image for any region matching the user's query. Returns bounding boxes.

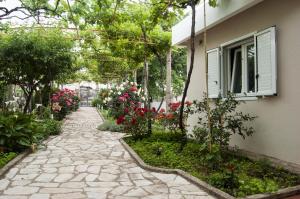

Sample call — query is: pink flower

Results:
[119,96,126,102]
[130,86,138,92]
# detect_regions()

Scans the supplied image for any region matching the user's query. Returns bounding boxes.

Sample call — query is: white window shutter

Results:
[255,26,277,96]
[207,48,220,98]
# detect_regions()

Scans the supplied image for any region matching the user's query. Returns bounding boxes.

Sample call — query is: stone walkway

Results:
[0,107,214,199]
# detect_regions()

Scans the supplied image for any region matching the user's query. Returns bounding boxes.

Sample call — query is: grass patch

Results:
[0,152,17,168]
[98,109,123,132]
[98,120,123,132]
[125,132,300,197]
[100,109,115,121]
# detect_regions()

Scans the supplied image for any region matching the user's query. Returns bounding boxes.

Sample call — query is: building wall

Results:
[186,0,300,165]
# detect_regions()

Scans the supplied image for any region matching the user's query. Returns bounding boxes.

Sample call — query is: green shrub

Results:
[34,106,52,120]
[42,119,62,136]
[0,152,17,168]
[237,178,278,197]
[92,98,101,107]
[98,121,123,132]
[193,93,256,147]
[125,131,300,197]
[0,112,44,151]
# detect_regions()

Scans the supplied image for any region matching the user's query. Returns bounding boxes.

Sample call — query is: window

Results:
[225,39,255,96]
[207,26,277,99]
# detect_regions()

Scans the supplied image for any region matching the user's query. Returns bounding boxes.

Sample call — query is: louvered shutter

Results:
[255,26,277,96]
[207,48,220,98]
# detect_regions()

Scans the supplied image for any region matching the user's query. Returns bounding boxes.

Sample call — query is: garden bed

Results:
[0,152,18,169]
[123,132,300,198]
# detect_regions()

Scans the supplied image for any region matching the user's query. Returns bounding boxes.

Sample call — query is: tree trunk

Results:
[143,58,149,101]
[143,57,152,135]
[178,0,196,150]
[166,49,172,111]
[23,89,34,114]
[203,0,212,152]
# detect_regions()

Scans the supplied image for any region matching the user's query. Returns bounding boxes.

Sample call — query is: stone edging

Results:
[120,138,300,199]
[0,116,68,180]
[0,150,31,179]
[95,108,105,122]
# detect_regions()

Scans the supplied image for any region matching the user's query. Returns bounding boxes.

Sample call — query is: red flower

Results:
[185,101,193,106]
[139,111,145,117]
[170,102,181,111]
[116,115,125,125]
[152,107,156,113]
[123,93,129,98]
[131,117,137,125]
[130,86,138,92]
[159,108,165,113]
[166,113,174,119]
[124,107,129,114]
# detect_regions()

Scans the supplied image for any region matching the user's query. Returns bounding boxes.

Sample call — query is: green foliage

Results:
[41,119,62,136]
[156,101,193,134]
[237,177,279,197]
[0,28,76,112]
[92,89,110,109]
[208,170,239,194]
[98,121,123,132]
[146,48,187,99]
[92,98,102,107]
[125,131,300,197]
[34,106,52,120]
[193,93,256,147]
[0,152,17,168]
[0,112,44,151]
[0,81,8,108]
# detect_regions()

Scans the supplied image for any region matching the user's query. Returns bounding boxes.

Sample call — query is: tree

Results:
[151,0,217,149]
[0,28,75,113]
[0,0,66,21]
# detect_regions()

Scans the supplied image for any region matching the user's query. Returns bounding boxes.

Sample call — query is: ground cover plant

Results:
[125,131,300,197]
[97,109,124,132]
[122,94,300,197]
[0,152,17,168]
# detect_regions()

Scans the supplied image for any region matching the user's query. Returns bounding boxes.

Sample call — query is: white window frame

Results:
[223,38,256,98]
[209,27,276,100]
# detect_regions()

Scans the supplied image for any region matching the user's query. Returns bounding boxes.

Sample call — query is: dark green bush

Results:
[34,106,52,120]
[0,112,44,151]
[193,93,256,147]
[92,98,101,107]
[42,119,62,136]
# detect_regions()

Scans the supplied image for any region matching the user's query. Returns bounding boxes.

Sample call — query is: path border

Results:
[120,138,300,199]
[0,150,31,179]
[0,116,69,180]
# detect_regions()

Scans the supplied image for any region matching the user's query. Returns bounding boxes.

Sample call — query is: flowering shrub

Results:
[51,89,80,120]
[156,101,193,133]
[105,81,145,120]
[101,81,156,138]
[92,88,110,109]
[117,106,156,139]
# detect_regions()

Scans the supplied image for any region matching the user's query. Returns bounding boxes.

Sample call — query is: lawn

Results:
[125,131,300,197]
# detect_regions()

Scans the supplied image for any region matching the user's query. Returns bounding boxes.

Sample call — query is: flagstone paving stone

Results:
[0,107,215,199]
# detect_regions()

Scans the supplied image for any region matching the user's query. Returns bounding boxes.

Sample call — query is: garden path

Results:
[0,107,215,199]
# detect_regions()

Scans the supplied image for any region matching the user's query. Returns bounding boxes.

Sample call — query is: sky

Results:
[0,0,33,25]
[0,0,60,26]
